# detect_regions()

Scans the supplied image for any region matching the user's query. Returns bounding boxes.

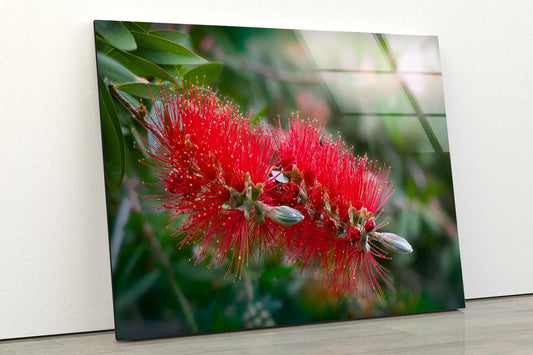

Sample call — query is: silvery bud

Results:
[265,205,304,226]
[376,232,413,254]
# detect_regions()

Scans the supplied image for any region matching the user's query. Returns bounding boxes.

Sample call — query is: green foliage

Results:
[105,47,176,83]
[115,82,171,99]
[97,76,124,195]
[131,31,207,65]
[97,53,138,83]
[95,21,136,51]
[149,30,189,43]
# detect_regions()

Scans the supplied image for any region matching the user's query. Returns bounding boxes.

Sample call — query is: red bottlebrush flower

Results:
[132,84,410,295]
[138,86,301,275]
[275,115,396,295]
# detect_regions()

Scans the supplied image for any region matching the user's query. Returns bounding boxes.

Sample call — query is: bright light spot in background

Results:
[298,31,391,71]
[386,35,442,73]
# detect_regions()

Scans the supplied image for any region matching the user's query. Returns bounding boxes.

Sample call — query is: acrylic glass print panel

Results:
[94,20,465,340]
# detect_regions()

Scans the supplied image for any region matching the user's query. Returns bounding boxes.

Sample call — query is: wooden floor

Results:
[2,294,533,354]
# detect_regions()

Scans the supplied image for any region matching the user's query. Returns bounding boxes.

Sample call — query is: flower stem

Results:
[108,84,146,120]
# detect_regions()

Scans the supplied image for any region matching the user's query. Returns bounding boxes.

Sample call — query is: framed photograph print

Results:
[94,20,464,340]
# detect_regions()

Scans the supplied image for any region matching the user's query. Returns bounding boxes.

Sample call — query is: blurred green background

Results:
[95,21,464,340]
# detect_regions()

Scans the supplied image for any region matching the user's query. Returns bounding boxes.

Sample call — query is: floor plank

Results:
[2,295,532,354]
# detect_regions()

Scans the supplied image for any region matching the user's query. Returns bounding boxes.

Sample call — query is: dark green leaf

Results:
[161,64,182,78]
[123,21,151,33]
[97,52,138,83]
[97,76,125,194]
[116,246,147,289]
[115,82,172,99]
[115,270,161,310]
[107,47,176,83]
[131,31,207,65]
[94,34,112,53]
[182,62,223,85]
[94,21,136,51]
[149,30,188,43]
[132,47,194,66]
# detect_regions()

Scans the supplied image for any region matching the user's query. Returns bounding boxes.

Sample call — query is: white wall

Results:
[1,0,532,340]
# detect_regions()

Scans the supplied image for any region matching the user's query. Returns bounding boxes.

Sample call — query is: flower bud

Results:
[376,232,413,254]
[265,205,304,226]
[364,218,375,232]
[271,169,289,183]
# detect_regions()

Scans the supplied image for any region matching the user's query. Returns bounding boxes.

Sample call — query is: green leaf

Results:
[115,82,173,99]
[116,246,147,289]
[115,270,161,311]
[132,48,191,66]
[97,76,125,195]
[107,47,176,83]
[94,21,136,51]
[182,62,223,85]
[150,30,188,43]
[94,34,112,53]
[123,21,151,33]
[131,31,207,65]
[96,52,138,83]
[161,64,182,78]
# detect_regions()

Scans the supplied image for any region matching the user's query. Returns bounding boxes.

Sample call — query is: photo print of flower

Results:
[94,20,465,340]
